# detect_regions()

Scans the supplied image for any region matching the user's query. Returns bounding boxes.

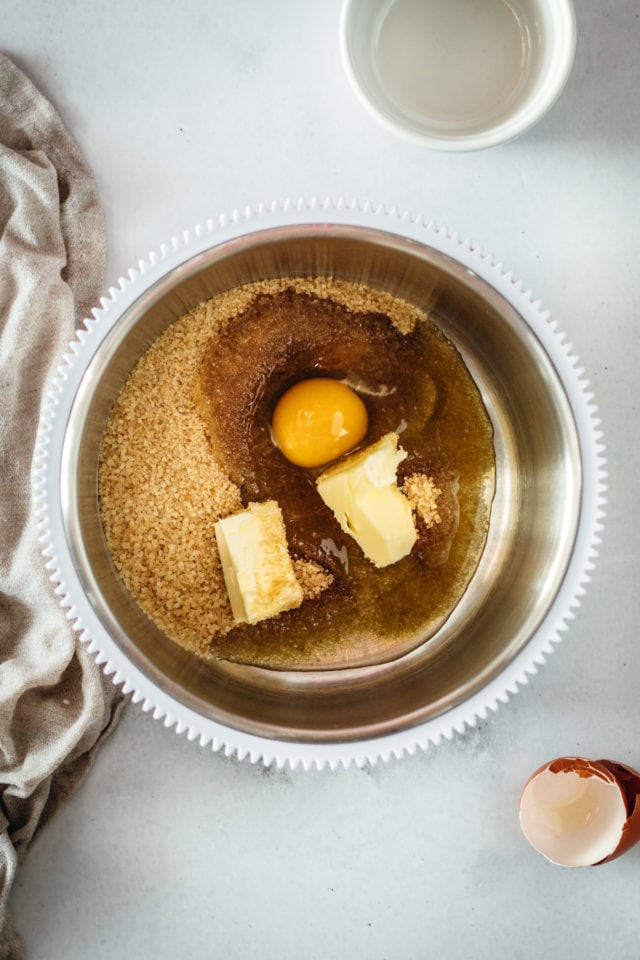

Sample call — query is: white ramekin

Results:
[340,0,576,151]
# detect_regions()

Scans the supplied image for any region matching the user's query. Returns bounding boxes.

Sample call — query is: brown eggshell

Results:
[594,759,640,863]
[520,756,640,866]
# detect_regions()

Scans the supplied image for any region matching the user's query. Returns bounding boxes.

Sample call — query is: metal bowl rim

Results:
[34,199,606,769]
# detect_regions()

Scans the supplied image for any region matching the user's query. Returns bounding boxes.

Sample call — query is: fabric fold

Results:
[0,54,124,960]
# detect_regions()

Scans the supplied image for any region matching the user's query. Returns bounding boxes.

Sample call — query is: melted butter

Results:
[197,288,495,670]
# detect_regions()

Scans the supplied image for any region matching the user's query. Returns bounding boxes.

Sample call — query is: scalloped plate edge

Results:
[33,198,607,771]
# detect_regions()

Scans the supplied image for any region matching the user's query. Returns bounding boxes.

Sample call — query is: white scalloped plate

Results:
[34,199,607,770]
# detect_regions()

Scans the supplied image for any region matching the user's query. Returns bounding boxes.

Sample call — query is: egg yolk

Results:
[272,378,368,468]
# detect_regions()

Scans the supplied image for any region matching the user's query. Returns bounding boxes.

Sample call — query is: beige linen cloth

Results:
[0,55,124,958]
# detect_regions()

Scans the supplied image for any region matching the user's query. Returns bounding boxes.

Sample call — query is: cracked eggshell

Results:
[519,756,640,866]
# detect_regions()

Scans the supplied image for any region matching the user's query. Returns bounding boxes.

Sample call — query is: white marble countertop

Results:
[5,1,640,957]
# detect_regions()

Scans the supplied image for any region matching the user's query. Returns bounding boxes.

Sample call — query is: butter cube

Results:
[316,433,417,568]
[214,501,303,624]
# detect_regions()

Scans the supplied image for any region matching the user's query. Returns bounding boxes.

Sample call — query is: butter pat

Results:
[214,501,303,624]
[316,433,417,568]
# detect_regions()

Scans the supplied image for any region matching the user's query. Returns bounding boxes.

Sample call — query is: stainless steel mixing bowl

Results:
[59,221,582,746]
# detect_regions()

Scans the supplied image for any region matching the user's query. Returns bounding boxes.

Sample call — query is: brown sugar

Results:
[293,559,334,600]
[98,278,495,669]
[403,473,442,528]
